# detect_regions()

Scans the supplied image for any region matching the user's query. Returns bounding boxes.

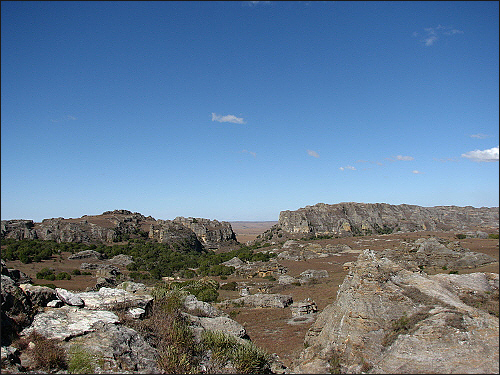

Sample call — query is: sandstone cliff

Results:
[265,202,499,239]
[1,210,238,249]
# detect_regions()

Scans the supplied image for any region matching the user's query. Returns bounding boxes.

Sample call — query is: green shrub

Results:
[68,344,97,374]
[201,330,271,374]
[455,233,467,239]
[488,233,499,239]
[220,281,238,291]
[70,269,81,275]
[56,272,71,280]
[36,268,54,280]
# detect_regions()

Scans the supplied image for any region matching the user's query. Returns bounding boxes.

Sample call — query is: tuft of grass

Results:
[24,331,67,371]
[201,330,272,374]
[68,344,97,374]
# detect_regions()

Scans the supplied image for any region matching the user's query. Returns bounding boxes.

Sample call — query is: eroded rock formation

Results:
[292,248,499,374]
[1,210,238,250]
[265,202,499,239]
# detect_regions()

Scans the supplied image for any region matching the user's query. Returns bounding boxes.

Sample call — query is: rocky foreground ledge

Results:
[291,247,499,374]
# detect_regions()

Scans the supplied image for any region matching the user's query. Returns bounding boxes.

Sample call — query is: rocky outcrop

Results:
[173,216,238,249]
[219,293,293,309]
[1,210,239,250]
[292,248,499,374]
[266,202,499,239]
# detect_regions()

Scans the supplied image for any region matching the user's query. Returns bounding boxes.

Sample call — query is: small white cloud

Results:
[418,25,463,46]
[470,133,490,139]
[307,150,320,158]
[211,113,246,124]
[242,149,257,157]
[396,155,414,161]
[461,146,499,162]
[424,35,438,46]
[412,170,424,174]
[339,165,356,171]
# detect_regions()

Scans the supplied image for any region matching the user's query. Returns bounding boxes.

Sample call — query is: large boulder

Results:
[55,288,84,307]
[20,305,120,341]
[75,287,153,310]
[19,284,57,307]
[62,321,159,373]
[292,249,499,374]
[220,293,293,308]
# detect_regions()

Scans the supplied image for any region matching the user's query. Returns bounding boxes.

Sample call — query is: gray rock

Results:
[76,287,152,310]
[222,293,293,308]
[183,294,228,318]
[55,288,85,307]
[47,299,64,308]
[19,284,56,307]
[116,281,149,293]
[278,275,299,285]
[108,254,134,266]
[293,249,499,374]
[127,307,146,319]
[290,298,318,317]
[185,314,248,340]
[265,202,499,239]
[299,269,329,284]
[21,305,120,341]
[64,321,159,373]
[68,249,104,260]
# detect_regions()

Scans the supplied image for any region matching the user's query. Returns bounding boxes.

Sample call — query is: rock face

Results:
[266,202,499,238]
[292,249,499,374]
[173,216,238,249]
[1,209,238,250]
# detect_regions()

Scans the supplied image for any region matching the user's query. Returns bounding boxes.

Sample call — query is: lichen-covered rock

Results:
[20,305,120,341]
[68,249,104,260]
[292,249,499,374]
[55,288,84,307]
[75,287,153,310]
[63,321,159,373]
[265,202,499,239]
[19,284,57,307]
[220,293,293,308]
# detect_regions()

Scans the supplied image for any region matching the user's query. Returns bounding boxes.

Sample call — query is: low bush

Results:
[201,330,272,373]
[24,331,67,371]
[488,233,499,239]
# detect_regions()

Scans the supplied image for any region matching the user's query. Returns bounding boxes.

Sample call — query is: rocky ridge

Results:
[263,202,499,239]
[1,210,238,250]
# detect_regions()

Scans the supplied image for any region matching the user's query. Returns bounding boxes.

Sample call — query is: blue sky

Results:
[1,1,499,222]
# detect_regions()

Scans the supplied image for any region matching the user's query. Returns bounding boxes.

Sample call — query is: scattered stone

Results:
[47,299,64,308]
[183,294,228,318]
[290,298,318,317]
[55,288,85,307]
[221,293,293,308]
[127,307,146,319]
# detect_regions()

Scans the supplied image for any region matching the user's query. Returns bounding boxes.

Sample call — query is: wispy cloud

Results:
[242,149,257,157]
[211,113,246,124]
[461,146,499,162]
[396,155,414,161]
[433,157,458,163]
[51,115,77,123]
[246,1,271,6]
[414,25,463,46]
[412,170,424,174]
[307,150,320,158]
[339,165,356,171]
[470,133,490,139]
